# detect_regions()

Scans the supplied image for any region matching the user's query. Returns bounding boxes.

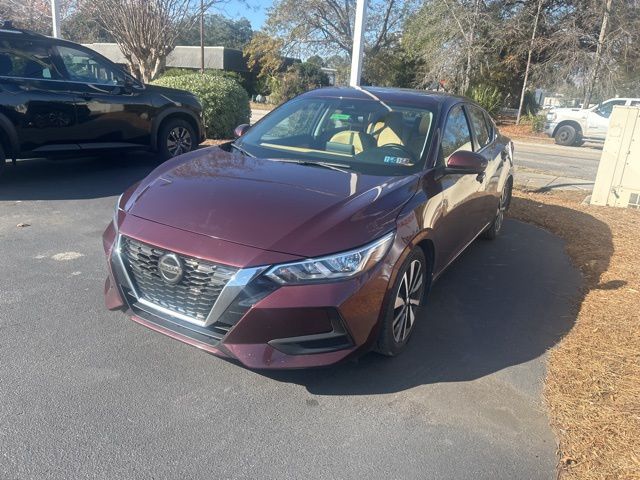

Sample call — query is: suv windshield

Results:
[235,97,436,175]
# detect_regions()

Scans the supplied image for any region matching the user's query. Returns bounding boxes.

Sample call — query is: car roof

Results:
[298,86,470,111]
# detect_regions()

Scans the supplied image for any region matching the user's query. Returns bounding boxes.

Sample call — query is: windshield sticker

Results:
[383,156,413,166]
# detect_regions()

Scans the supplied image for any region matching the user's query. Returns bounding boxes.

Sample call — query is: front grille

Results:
[120,237,238,322]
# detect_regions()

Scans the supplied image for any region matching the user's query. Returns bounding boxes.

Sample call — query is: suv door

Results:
[586,99,627,139]
[53,43,151,149]
[0,37,79,153]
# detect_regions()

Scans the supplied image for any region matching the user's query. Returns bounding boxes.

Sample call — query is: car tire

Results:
[482,179,512,240]
[554,124,578,146]
[157,118,196,161]
[376,248,429,357]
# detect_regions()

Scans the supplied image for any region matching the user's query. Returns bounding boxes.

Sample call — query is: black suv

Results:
[0,26,205,174]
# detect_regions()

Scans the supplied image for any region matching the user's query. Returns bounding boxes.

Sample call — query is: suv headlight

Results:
[546,111,556,122]
[113,193,123,230]
[266,232,395,284]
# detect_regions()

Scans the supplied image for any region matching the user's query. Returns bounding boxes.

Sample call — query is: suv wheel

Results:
[158,119,196,160]
[554,124,578,146]
[376,248,429,356]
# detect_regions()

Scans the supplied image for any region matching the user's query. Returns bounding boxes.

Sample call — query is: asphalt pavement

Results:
[0,154,581,479]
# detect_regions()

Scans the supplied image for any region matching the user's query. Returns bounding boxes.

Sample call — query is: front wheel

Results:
[376,248,429,356]
[157,119,196,161]
[554,125,578,146]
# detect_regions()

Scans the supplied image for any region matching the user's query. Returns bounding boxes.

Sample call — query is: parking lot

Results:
[0,152,582,479]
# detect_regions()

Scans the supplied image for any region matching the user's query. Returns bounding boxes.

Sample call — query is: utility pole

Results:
[349,0,367,86]
[516,0,544,125]
[50,0,61,38]
[582,0,613,109]
[200,0,205,74]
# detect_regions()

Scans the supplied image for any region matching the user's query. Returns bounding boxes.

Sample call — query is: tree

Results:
[265,0,417,59]
[92,0,216,82]
[244,32,286,82]
[271,61,330,103]
[404,0,493,94]
[0,0,76,35]
[516,0,544,123]
[176,14,253,49]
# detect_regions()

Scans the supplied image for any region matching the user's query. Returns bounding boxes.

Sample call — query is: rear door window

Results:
[441,105,473,162]
[0,39,60,79]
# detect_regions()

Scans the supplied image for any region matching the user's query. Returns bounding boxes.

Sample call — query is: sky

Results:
[215,0,271,30]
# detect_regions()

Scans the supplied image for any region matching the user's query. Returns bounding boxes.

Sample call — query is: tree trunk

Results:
[582,0,613,109]
[516,0,544,125]
[462,0,480,94]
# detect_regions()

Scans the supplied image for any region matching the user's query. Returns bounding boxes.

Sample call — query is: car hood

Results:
[124,146,419,257]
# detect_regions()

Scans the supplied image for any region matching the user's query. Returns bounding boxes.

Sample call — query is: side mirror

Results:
[234,124,251,138]
[445,150,488,175]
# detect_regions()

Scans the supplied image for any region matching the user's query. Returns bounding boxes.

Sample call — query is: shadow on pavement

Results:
[258,206,612,395]
[0,152,159,201]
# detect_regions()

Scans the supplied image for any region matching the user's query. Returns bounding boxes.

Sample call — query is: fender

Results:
[0,111,19,158]
[149,107,202,151]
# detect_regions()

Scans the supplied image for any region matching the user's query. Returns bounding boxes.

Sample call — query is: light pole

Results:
[349,0,367,86]
[200,0,205,74]
[50,0,61,38]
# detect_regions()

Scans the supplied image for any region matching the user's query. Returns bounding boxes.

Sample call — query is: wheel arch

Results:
[151,109,202,151]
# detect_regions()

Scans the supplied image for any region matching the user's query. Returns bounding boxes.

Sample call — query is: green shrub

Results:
[160,68,193,78]
[466,84,503,118]
[152,73,250,138]
[522,113,546,133]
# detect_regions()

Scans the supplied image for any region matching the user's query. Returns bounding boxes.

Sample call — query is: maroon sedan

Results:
[103,87,513,369]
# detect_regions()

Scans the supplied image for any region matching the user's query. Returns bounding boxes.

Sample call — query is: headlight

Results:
[546,111,556,122]
[266,232,395,284]
[113,193,123,229]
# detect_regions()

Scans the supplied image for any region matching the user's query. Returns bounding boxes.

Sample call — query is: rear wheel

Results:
[157,118,196,161]
[554,124,578,146]
[376,248,429,356]
[482,179,512,240]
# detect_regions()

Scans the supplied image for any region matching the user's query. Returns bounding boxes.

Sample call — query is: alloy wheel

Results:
[392,259,424,343]
[495,184,510,233]
[167,126,193,157]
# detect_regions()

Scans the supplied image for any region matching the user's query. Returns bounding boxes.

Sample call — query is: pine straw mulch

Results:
[509,190,640,479]
[499,123,553,143]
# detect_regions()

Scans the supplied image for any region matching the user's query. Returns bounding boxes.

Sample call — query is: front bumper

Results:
[103,219,397,369]
[544,121,557,137]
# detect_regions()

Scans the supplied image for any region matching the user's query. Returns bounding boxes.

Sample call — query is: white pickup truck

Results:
[545,97,640,146]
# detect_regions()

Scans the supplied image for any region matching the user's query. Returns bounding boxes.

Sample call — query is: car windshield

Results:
[235,97,436,175]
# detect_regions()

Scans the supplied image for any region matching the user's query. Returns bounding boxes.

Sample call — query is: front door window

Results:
[56,45,125,86]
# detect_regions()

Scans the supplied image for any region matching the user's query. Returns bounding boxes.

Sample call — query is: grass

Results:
[509,190,640,479]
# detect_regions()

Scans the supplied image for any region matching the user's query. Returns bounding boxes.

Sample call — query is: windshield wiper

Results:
[230,143,255,157]
[268,158,351,172]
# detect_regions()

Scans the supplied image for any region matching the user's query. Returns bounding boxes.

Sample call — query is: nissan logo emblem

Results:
[158,253,184,285]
